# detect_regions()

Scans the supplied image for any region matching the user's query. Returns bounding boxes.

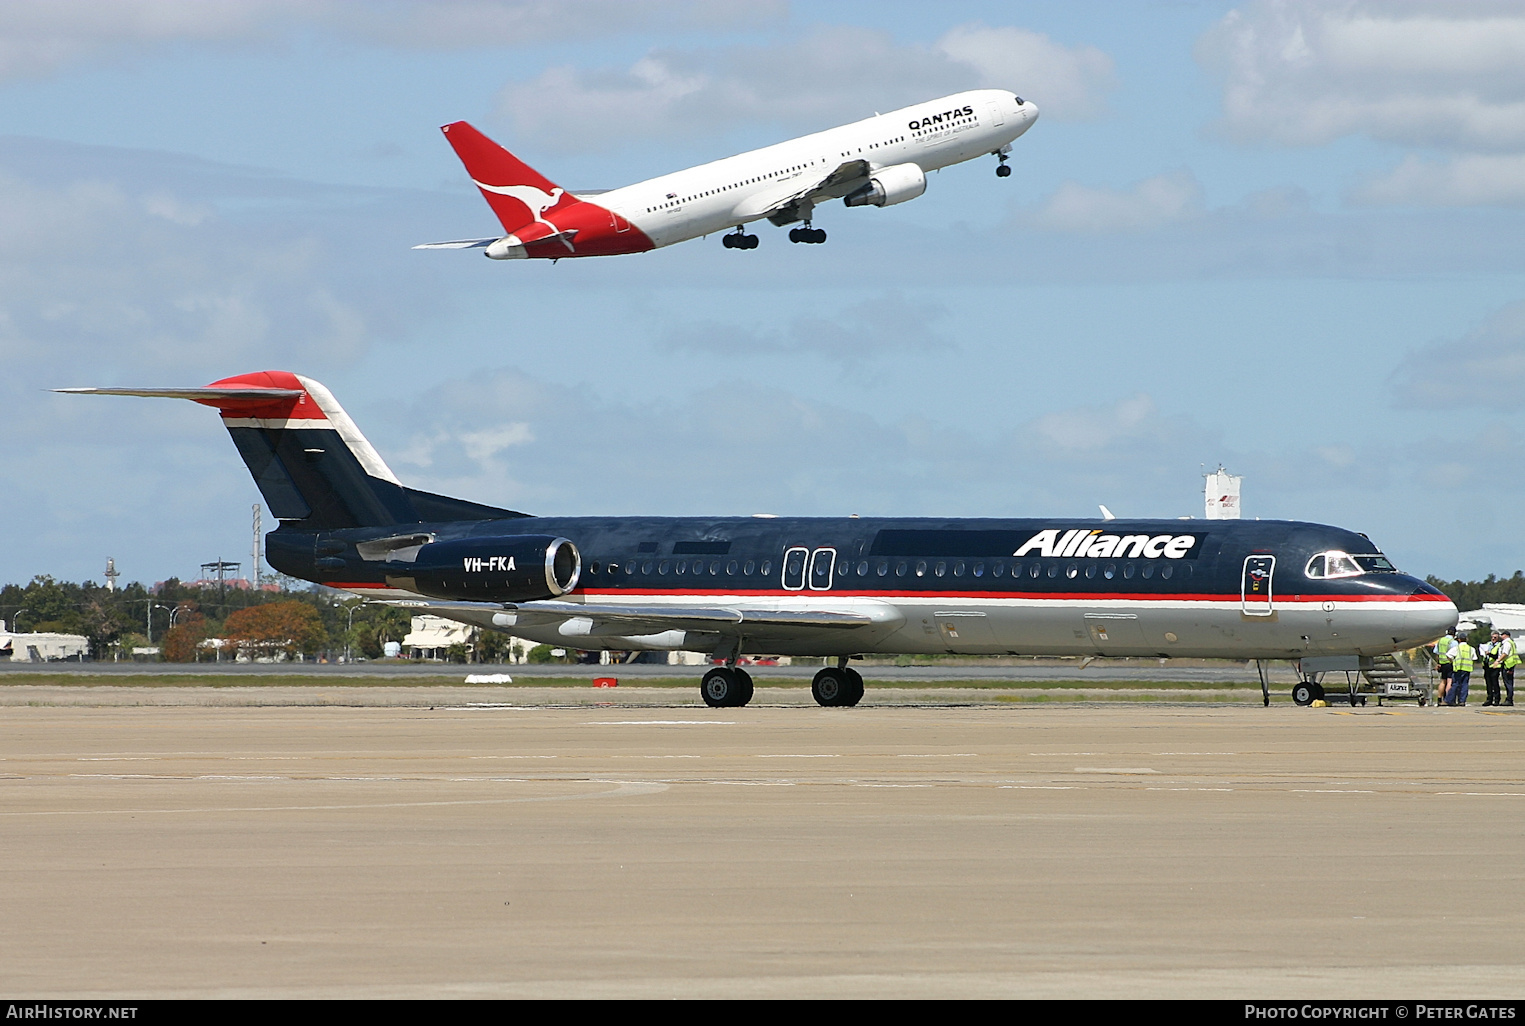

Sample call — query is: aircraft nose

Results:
[1402,582,1458,645]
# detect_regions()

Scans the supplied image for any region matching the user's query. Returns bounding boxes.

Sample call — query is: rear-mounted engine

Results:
[387,536,580,601]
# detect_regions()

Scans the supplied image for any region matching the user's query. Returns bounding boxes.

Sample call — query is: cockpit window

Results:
[1306,550,1384,579]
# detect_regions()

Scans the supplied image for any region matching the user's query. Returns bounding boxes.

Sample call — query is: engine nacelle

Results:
[389,535,580,601]
[843,163,927,208]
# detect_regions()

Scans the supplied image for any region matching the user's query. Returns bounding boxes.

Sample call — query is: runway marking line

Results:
[583,720,736,725]
[0,778,669,816]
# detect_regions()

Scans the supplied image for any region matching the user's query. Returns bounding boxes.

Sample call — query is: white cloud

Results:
[0,1,784,81]
[1029,394,1184,453]
[498,22,1114,152]
[1390,299,1525,408]
[1353,152,1525,206]
[1198,1,1525,151]
[1031,170,1204,233]
[934,24,1115,120]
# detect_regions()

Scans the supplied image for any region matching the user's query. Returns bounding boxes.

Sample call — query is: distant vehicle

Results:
[61,372,1456,707]
[416,89,1037,259]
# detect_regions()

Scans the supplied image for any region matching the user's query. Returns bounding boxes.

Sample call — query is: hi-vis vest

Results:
[1505,637,1520,669]
[1453,643,1475,673]
[1434,636,1457,665]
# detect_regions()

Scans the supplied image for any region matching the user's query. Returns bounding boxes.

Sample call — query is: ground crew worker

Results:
[1432,629,1457,705]
[1449,633,1475,707]
[1485,629,1505,706]
[1501,630,1517,707]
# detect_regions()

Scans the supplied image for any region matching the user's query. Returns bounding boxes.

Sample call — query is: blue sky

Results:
[4,0,1525,586]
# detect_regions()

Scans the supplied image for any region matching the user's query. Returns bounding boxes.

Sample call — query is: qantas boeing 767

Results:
[62,373,1456,708]
[416,89,1038,259]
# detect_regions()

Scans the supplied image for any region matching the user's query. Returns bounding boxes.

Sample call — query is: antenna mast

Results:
[251,503,263,587]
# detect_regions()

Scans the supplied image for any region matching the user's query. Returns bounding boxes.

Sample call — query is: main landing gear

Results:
[788,224,827,244]
[697,657,864,708]
[811,658,864,707]
[722,227,758,250]
[701,665,754,707]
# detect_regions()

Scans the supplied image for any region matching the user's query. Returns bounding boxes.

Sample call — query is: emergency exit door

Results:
[1242,555,1275,616]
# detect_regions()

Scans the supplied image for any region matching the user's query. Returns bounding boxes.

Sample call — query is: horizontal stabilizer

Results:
[411,238,497,250]
[55,386,302,407]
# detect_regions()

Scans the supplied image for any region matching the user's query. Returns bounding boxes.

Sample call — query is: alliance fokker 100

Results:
[62,372,1457,707]
[417,89,1038,259]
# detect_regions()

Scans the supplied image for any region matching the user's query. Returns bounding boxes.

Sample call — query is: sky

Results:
[4,0,1525,588]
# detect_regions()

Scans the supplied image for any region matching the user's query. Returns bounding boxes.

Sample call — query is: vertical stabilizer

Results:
[440,121,573,234]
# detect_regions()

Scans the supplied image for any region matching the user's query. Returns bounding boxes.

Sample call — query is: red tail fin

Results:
[441,121,572,233]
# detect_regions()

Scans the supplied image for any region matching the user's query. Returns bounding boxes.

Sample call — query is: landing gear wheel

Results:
[1293,680,1317,707]
[702,667,750,708]
[734,668,754,706]
[811,667,856,707]
[789,226,826,244]
[724,229,758,250]
[996,163,1012,178]
[842,667,864,707]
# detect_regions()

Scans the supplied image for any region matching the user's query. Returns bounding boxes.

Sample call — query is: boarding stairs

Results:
[1359,653,1428,706]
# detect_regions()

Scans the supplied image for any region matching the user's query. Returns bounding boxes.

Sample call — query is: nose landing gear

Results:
[994,147,1012,178]
[722,227,759,249]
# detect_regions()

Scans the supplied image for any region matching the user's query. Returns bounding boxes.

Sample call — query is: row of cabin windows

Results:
[912,114,976,136]
[644,162,819,213]
[583,558,1190,582]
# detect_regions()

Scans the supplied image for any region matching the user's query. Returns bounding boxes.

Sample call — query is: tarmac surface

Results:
[2,688,1521,999]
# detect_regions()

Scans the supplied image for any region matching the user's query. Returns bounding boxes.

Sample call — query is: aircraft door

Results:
[782,547,808,591]
[809,547,837,591]
[986,98,1006,127]
[1242,555,1275,616]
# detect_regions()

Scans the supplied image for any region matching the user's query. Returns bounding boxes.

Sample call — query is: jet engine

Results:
[843,163,927,208]
[388,535,581,601]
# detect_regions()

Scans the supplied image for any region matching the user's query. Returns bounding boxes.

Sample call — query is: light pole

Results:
[147,604,173,644]
[344,601,365,663]
[11,609,27,634]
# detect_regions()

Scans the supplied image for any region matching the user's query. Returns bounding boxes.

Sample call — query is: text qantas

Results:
[1014,529,1204,560]
[908,105,975,130]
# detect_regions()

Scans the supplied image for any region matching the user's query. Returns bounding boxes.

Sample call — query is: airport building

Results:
[0,629,89,662]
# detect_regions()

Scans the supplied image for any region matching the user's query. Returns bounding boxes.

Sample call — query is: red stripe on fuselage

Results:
[570,588,1449,603]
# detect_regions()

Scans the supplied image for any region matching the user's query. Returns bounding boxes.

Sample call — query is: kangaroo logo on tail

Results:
[472,181,567,234]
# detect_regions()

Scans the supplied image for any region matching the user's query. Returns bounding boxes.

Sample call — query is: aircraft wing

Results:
[731,159,872,221]
[377,596,898,642]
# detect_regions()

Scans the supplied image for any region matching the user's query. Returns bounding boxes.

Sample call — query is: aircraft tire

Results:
[745,234,759,249]
[996,164,1012,178]
[789,228,803,243]
[843,667,864,707]
[702,667,745,707]
[734,668,755,706]
[1292,681,1316,707]
[811,667,853,707]
[811,228,827,244]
